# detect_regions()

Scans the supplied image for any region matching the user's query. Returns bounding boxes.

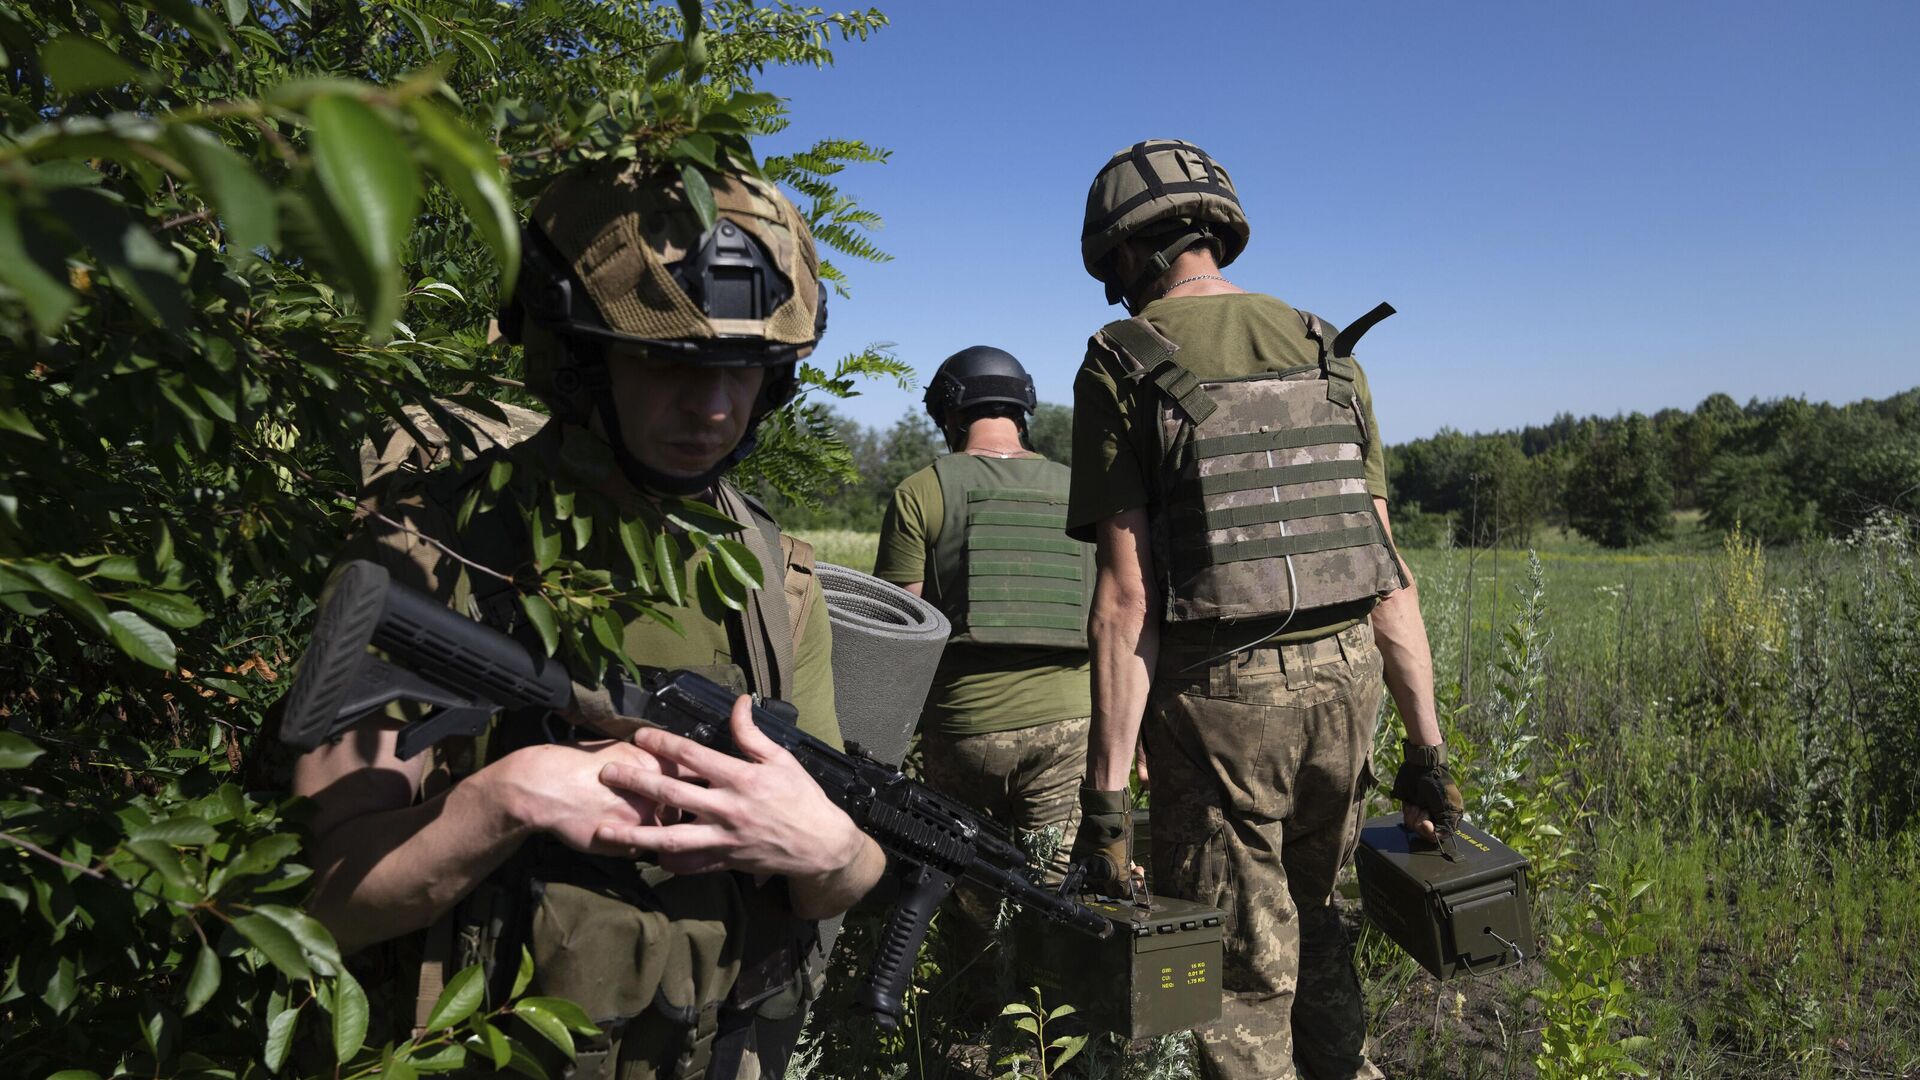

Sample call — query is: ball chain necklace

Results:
[1161,273,1229,295]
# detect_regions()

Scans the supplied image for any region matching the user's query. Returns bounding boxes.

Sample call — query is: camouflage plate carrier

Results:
[927,453,1092,649]
[1096,303,1405,624]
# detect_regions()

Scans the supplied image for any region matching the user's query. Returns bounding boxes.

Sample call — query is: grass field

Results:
[792,527,1920,1079]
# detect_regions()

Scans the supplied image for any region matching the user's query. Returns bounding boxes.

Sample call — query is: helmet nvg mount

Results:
[500,159,828,495]
[923,346,1038,445]
[1081,139,1249,310]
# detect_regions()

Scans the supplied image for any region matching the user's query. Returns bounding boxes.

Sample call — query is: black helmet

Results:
[923,346,1038,430]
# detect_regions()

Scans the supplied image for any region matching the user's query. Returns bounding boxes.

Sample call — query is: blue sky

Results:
[755,1,1919,444]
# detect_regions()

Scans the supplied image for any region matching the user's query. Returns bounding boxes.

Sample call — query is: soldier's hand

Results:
[593,694,874,883]
[1069,786,1139,897]
[1390,743,1463,843]
[495,740,669,855]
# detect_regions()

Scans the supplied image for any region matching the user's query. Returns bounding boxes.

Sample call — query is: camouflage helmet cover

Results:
[513,159,826,417]
[1080,139,1249,288]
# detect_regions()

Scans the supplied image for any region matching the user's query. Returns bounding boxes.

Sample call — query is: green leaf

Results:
[183,942,221,1015]
[332,966,370,1062]
[654,532,684,605]
[224,833,302,880]
[169,124,279,251]
[703,558,744,612]
[409,101,518,299]
[255,903,342,973]
[680,164,715,231]
[512,1002,576,1060]
[516,997,600,1035]
[41,35,147,94]
[0,732,45,770]
[454,1019,506,1069]
[118,589,206,629]
[528,509,560,569]
[0,405,44,440]
[133,817,218,846]
[710,538,763,591]
[233,912,312,980]
[306,94,421,342]
[617,517,657,591]
[222,0,248,26]
[43,955,77,1014]
[0,194,76,334]
[46,1072,104,1080]
[510,946,534,999]
[424,962,486,1031]
[502,1040,552,1080]
[264,1004,299,1073]
[520,594,559,656]
[125,838,193,889]
[591,609,624,653]
[409,1042,470,1072]
[108,608,176,669]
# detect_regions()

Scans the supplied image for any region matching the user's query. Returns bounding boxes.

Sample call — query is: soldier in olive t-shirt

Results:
[876,347,1093,985]
[1069,291,1392,653]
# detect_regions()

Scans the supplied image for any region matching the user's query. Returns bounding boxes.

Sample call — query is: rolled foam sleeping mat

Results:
[816,562,949,768]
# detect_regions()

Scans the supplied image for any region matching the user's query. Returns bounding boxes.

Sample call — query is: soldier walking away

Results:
[292,159,886,1080]
[1063,139,1463,1080]
[873,347,1094,988]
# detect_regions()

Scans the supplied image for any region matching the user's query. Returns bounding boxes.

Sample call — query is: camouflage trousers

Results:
[1147,622,1385,1080]
[919,717,1089,954]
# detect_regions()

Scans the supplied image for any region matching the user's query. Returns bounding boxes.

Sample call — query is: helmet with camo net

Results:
[1081,139,1249,308]
[500,159,827,493]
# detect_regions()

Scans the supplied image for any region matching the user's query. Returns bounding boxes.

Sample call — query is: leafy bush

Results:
[1,0,894,1073]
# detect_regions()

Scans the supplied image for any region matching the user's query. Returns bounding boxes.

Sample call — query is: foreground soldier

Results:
[1064,139,1462,1080]
[874,348,1093,942]
[293,160,885,1079]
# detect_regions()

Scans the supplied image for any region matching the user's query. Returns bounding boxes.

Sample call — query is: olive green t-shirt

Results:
[1065,292,1390,647]
[876,457,1093,737]
[347,421,840,748]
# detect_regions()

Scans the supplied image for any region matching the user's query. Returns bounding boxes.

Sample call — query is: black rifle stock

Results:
[281,560,1112,1028]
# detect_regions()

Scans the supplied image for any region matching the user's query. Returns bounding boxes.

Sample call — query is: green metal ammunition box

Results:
[1353,815,1533,980]
[1017,894,1225,1038]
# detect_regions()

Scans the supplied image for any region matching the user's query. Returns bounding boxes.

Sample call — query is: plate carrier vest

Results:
[926,453,1093,649]
[369,411,820,1080]
[1096,302,1406,624]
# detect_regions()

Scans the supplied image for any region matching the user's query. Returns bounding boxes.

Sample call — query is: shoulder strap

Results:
[1099,316,1218,425]
[778,533,816,650]
[1295,308,1358,409]
[717,483,796,701]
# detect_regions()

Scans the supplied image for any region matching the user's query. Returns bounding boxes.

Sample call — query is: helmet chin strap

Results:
[593,393,759,499]
[1118,227,1215,315]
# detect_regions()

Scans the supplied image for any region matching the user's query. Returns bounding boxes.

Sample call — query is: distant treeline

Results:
[765,390,1920,547]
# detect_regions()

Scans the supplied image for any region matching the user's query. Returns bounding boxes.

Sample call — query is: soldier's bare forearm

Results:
[1373,579,1443,746]
[300,758,531,954]
[1369,497,1443,746]
[1088,510,1159,790]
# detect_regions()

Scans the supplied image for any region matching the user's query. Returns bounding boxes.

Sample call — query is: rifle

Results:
[280,560,1112,1028]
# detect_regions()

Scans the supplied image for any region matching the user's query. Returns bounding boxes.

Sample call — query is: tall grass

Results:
[790,519,1920,1079]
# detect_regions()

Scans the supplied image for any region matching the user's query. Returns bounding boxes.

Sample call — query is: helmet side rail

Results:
[278,560,1115,1029]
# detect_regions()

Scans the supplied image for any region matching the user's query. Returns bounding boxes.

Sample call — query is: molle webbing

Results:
[962,490,1086,635]
[1184,458,1368,497]
[929,455,1092,648]
[1101,318,1217,424]
[1098,303,1405,624]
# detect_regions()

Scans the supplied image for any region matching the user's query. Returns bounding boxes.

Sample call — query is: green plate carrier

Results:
[928,453,1092,649]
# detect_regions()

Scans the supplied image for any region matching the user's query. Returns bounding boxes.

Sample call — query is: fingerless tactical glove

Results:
[1390,741,1464,839]
[1068,786,1133,897]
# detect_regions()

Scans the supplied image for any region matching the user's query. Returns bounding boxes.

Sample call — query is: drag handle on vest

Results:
[857,864,954,1029]
[1330,301,1395,358]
